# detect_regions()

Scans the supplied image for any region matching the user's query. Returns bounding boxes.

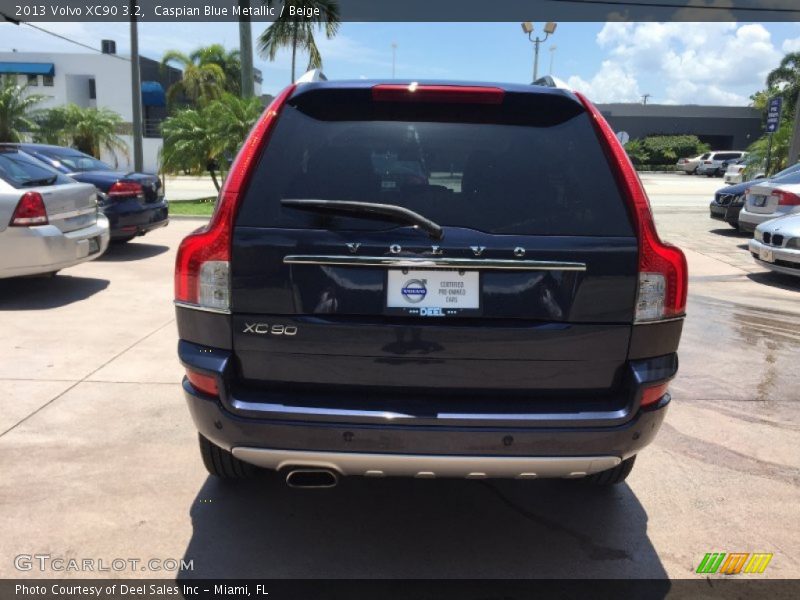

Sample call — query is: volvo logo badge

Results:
[471,246,486,256]
[390,244,402,254]
[401,279,427,303]
[346,242,361,254]
[514,247,526,258]
[431,245,443,255]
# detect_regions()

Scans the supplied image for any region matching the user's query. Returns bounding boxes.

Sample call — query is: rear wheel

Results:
[586,455,636,485]
[198,434,256,479]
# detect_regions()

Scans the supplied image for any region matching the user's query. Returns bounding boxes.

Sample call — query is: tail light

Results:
[372,83,505,105]
[703,161,712,164]
[174,84,296,311]
[641,382,669,407]
[775,190,800,206]
[108,181,144,198]
[577,92,687,322]
[9,192,48,226]
[185,368,219,397]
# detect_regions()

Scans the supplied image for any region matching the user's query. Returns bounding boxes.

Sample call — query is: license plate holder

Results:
[385,269,481,316]
[759,246,774,263]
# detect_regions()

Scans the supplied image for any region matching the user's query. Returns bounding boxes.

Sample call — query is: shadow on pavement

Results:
[180,474,668,580]
[747,271,800,292]
[709,227,749,238]
[99,242,170,262]
[0,275,109,310]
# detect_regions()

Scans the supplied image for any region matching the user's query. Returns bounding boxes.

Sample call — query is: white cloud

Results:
[784,37,800,53]
[570,22,784,106]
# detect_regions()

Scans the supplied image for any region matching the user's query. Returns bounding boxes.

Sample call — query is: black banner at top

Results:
[1,0,800,23]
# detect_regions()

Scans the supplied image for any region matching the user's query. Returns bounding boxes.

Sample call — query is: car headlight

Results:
[787,237,800,249]
[754,229,764,242]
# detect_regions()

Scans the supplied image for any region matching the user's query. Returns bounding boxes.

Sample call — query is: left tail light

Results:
[108,181,144,199]
[9,192,48,226]
[185,368,219,397]
[174,84,296,312]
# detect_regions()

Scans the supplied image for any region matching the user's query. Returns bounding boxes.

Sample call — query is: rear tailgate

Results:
[230,83,638,394]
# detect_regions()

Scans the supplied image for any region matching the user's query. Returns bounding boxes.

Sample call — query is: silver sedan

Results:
[748,213,800,278]
[0,147,109,279]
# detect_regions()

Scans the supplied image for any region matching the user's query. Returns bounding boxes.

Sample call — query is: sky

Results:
[1,20,800,105]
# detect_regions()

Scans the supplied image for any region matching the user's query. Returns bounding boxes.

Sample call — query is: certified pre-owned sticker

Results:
[401,279,428,303]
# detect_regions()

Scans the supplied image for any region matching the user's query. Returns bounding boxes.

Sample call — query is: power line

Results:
[0,15,131,61]
[552,0,800,14]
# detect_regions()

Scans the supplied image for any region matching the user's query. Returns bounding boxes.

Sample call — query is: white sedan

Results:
[749,213,800,278]
[0,147,109,279]
[738,176,800,234]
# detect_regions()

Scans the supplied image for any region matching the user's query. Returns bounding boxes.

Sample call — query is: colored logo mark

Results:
[696,552,773,575]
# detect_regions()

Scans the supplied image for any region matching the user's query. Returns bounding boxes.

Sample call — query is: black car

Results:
[12,143,168,242]
[174,80,687,488]
[710,162,800,229]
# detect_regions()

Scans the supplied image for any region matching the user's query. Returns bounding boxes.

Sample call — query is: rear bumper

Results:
[0,215,110,278]
[101,199,168,239]
[179,340,675,477]
[709,201,743,226]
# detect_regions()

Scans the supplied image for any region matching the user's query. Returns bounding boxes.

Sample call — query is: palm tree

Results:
[60,104,128,162]
[160,50,227,107]
[0,76,45,142]
[190,44,242,95]
[258,0,340,83]
[32,106,71,146]
[161,94,265,192]
[161,107,225,191]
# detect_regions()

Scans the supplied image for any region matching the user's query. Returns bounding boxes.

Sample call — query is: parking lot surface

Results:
[1,174,798,579]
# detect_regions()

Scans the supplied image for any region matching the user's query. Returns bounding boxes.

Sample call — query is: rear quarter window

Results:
[236,91,635,237]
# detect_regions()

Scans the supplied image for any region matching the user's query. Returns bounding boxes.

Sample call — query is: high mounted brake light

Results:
[372,84,505,105]
[576,92,687,322]
[174,84,296,311]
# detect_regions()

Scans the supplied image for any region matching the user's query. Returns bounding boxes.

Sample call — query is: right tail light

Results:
[775,190,800,206]
[576,92,688,322]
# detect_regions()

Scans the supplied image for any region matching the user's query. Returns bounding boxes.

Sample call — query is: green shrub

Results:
[625,135,709,166]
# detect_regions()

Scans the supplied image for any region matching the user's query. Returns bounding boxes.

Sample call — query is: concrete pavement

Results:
[1,174,798,579]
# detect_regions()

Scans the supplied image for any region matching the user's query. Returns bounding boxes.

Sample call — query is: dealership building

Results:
[597,103,764,151]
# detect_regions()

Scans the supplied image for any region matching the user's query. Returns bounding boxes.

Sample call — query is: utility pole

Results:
[129,1,143,172]
[642,94,651,105]
[548,45,557,76]
[238,0,254,98]
[789,95,800,166]
[391,42,397,78]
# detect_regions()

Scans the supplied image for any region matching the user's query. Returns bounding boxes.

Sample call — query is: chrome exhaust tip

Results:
[285,468,339,489]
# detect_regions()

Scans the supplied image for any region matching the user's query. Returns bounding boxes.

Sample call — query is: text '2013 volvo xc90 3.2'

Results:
[174,79,687,488]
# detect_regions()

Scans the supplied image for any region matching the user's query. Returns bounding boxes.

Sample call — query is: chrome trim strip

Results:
[173,300,231,315]
[231,447,620,479]
[283,255,587,271]
[633,316,685,325]
[50,206,97,220]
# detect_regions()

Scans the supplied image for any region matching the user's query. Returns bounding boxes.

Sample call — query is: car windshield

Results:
[41,150,111,172]
[0,149,64,188]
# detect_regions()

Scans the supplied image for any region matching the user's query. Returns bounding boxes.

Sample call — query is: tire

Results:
[111,235,136,244]
[198,433,256,479]
[586,455,636,486]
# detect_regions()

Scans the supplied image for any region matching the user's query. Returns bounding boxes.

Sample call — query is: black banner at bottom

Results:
[3,579,800,600]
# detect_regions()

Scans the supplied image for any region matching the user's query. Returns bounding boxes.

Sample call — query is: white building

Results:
[0,42,263,173]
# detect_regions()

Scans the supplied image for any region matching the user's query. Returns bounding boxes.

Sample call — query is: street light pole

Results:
[549,45,557,76]
[391,42,397,78]
[129,1,143,172]
[521,22,557,83]
[238,0,254,98]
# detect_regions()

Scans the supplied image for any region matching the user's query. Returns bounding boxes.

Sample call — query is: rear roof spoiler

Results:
[532,75,571,89]
[295,69,328,84]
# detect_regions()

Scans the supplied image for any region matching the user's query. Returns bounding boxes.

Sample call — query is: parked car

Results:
[676,154,705,174]
[710,163,800,230]
[722,159,747,184]
[6,143,168,243]
[739,174,800,233]
[0,146,109,278]
[696,151,747,177]
[175,80,687,487]
[748,213,800,277]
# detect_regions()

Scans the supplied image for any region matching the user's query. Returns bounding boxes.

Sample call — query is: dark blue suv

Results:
[174,80,687,487]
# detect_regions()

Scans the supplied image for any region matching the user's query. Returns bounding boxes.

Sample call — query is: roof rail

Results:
[295,69,328,84]
[532,75,570,89]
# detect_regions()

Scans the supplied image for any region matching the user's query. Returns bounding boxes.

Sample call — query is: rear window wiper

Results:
[19,175,58,187]
[281,199,444,241]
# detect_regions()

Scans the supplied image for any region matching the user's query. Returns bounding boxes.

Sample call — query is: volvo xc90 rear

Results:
[174,80,687,487]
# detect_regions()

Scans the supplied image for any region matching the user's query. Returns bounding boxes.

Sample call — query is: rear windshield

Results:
[36,149,111,173]
[236,94,634,237]
[0,149,70,189]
